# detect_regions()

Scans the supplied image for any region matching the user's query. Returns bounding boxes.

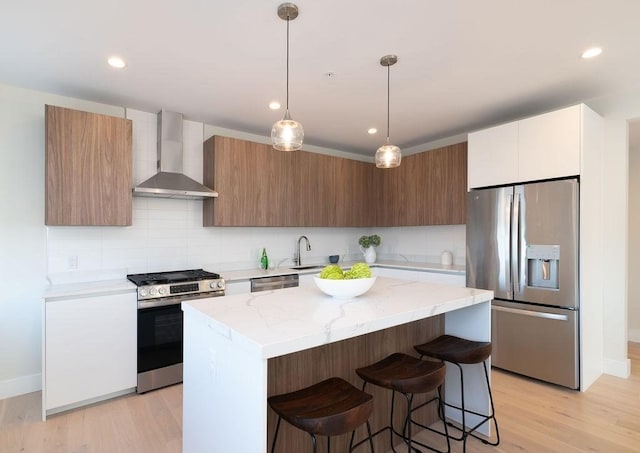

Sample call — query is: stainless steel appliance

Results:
[250,274,299,292]
[127,269,225,393]
[466,178,580,389]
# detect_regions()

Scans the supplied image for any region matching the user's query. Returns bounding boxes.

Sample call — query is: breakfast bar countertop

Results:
[182,277,491,359]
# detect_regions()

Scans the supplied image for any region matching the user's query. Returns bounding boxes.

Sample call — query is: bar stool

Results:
[355,352,450,453]
[268,377,375,453]
[414,335,500,452]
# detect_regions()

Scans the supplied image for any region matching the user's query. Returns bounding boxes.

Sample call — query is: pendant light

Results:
[272,3,304,151]
[375,54,402,168]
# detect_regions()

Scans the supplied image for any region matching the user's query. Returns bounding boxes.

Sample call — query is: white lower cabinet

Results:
[43,290,137,418]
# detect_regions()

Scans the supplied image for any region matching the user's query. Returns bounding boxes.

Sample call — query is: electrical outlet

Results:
[67,255,78,270]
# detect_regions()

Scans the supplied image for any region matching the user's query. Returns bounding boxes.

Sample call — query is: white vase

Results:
[361,246,377,264]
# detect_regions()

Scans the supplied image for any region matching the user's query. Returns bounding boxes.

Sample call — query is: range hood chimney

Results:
[133,110,218,199]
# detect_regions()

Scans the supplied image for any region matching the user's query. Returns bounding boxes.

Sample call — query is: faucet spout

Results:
[295,235,311,266]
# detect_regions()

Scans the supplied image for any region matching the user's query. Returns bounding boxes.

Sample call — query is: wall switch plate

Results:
[67,255,78,270]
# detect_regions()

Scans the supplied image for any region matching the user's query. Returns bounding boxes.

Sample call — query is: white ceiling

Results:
[2,0,640,156]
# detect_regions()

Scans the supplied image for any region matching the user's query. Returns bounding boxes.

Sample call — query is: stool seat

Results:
[414,335,500,452]
[356,352,445,394]
[414,334,491,364]
[355,353,449,453]
[268,377,373,438]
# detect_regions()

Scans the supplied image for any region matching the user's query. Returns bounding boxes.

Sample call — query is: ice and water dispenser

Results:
[526,244,560,289]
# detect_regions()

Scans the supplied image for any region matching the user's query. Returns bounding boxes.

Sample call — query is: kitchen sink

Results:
[289,265,324,270]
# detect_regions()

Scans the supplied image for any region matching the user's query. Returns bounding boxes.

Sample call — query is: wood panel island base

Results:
[182,277,493,453]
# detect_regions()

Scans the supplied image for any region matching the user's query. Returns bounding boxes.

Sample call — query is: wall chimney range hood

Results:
[133,110,218,199]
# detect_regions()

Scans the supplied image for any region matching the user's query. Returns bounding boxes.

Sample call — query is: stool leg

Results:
[271,416,282,453]
[348,420,375,453]
[311,433,318,453]
[479,360,500,446]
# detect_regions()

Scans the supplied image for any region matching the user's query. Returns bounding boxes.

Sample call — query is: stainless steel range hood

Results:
[133,110,218,199]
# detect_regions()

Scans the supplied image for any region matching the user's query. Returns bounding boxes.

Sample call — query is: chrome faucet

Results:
[295,235,311,266]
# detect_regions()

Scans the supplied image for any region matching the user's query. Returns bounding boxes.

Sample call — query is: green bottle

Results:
[260,248,269,270]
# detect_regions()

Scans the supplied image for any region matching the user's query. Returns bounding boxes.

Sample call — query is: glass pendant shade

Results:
[272,3,303,151]
[376,54,401,168]
[375,141,402,168]
[271,109,304,151]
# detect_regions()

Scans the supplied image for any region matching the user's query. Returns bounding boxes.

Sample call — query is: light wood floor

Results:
[1,343,639,453]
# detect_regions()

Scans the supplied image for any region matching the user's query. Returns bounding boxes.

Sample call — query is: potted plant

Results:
[358,234,381,264]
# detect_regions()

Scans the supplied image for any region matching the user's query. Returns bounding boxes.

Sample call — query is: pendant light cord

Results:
[386,63,390,142]
[286,15,290,111]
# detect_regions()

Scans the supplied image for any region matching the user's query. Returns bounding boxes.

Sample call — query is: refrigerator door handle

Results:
[506,193,513,299]
[493,305,569,321]
[511,192,520,295]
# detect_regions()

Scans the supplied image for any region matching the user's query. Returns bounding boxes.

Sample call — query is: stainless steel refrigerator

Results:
[466,178,579,389]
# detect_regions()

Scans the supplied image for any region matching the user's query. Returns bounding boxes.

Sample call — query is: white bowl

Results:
[313,276,376,299]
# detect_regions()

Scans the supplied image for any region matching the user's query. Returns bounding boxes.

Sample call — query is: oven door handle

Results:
[138,299,182,310]
[137,291,224,310]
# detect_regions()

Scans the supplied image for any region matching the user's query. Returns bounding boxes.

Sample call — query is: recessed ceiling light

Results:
[107,56,126,68]
[368,128,377,135]
[581,47,602,59]
[269,101,281,110]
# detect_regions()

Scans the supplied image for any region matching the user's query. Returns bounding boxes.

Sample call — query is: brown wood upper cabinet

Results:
[45,105,132,226]
[375,142,467,226]
[203,136,373,227]
[203,136,465,227]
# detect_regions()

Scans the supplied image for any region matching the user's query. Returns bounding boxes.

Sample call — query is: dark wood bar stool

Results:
[355,352,450,453]
[414,335,500,452]
[267,377,375,453]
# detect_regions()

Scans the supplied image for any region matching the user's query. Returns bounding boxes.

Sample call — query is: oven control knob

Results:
[139,288,148,297]
[210,280,224,290]
[159,287,167,296]
[149,287,157,296]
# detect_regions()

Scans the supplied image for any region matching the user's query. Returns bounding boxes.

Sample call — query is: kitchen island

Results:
[182,277,493,452]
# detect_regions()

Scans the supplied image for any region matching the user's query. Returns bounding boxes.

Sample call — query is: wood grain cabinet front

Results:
[45,105,132,226]
[203,136,465,227]
[203,136,375,227]
[376,142,467,226]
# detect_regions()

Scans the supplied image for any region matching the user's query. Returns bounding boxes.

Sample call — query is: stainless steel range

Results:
[127,269,225,393]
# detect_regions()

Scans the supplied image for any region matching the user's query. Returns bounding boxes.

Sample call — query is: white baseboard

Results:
[0,373,42,400]
[629,328,640,343]
[603,357,631,379]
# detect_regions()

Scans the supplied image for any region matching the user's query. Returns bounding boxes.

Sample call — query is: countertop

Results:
[41,260,465,299]
[182,276,491,359]
[43,279,136,300]
[220,259,465,282]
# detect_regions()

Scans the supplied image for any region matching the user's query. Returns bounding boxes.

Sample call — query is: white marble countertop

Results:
[218,260,465,282]
[182,277,491,360]
[43,279,136,300]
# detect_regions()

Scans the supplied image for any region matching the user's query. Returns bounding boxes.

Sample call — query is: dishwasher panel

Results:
[250,274,299,292]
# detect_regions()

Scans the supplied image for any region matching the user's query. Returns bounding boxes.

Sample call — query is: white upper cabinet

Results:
[518,104,581,183]
[468,104,595,189]
[468,121,518,188]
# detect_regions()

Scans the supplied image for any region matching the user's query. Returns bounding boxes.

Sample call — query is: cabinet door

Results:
[518,104,581,182]
[45,105,132,226]
[204,136,292,226]
[376,143,467,226]
[467,121,518,189]
[419,143,467,225]
[45,292,137,411]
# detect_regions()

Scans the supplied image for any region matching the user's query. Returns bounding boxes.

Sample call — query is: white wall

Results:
[0,85,123,398]
[628,121,640,342]
[0,84,465,398]
[588,89,640,378]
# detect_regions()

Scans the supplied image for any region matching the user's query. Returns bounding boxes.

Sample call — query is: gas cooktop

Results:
[127,269,221,286]
[127,269,225,302]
